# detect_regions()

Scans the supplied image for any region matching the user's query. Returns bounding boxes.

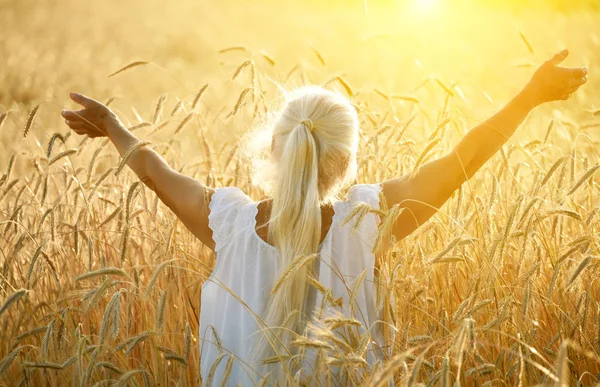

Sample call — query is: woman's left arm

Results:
[62,93,216,249]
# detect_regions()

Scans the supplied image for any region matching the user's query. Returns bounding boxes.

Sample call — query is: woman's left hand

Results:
[523,49,588,107]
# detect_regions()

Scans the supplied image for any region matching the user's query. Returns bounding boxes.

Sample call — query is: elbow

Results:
[446,153,472,188]
[462,165,476,183]
[449,172,467,195]
[140,175,157,192]
[449,147,480,185]
[461,156,481,183]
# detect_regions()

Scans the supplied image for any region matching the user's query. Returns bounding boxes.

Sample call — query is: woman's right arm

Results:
[62,93,216,249]
[381,50,588,242]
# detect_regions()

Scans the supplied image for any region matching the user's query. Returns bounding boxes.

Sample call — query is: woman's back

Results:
[254,199,335,249]
[200,184,389,385]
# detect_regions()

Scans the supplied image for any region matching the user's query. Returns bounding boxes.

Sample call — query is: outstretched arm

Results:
[62,93,216,249]
[382,50,588,241]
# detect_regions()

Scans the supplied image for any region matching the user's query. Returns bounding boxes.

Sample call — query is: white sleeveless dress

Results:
[200,184,390,385]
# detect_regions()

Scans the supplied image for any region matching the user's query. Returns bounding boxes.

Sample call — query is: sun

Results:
[413,0,439,12]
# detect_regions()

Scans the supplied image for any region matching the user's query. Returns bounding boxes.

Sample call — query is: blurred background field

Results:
[1,0,600,385]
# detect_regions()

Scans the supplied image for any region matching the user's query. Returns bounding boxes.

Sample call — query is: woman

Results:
[62,49,587,385]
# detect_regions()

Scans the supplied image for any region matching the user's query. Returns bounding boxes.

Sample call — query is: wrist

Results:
[516,86,541,111]
[104,116,126,137]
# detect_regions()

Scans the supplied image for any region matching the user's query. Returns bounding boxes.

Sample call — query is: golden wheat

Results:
[108,60,150,78]
[1,2,599,386]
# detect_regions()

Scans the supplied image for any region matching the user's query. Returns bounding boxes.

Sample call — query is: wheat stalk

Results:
[219,46,250,54]
[230,87,253,116]
[567,164,599,195]
[75,268,127,281]
[23,105,40,138]
[414,138,440,169]
[270,254,317,295]
[370,353,408,387]
[129,121,152,131]
[108,60,150,77]
[115,369,145,387]
[156,290,167,331]
[541,156,568,186]
[0,112,7,132]
[324,316,362,329]
[114,141,151,176]
[23,361,63,369]
[96,361,124,374]
[349,270,366,309]
[98,205,122,228]
[292,337,333,350]
[47,149,77,167]
[310,46,326,66]
[184,322,192,360]
[46,133,67,159]
[0,289,27,318]
[568,256,595,287]
[174,112,194,134]
[220,355,235,387]
[192,84,210,109]
[324,76,354,97]
[519,30,535,54]
[145,260,173,298]
[170,100,184,116]
[152,94,167,124]
[205,353,227,386]
[232,59,254,80]
[0,346,25,376]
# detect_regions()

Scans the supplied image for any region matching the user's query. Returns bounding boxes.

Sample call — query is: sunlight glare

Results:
[413,0,438,12]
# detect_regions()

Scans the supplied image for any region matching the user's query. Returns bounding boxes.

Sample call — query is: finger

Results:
[569,76,588,88]
[68,124,98,137]
[65,119,94,130]
[70,92,100,109]
[558,67,588,79]
[63,110,103,129]
[66,120,86,128]
[548,49,569,66]
[61,109,86,121]
[68,125,87,135]
[71,128,87,135]
[560,93,572,101]
[67,120,105,136]
[66,121,90,131]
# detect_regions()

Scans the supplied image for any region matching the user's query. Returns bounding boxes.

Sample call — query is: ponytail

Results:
[255,120,321,371]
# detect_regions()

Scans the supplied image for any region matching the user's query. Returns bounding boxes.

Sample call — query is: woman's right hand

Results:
[61,92,121,138]
[522,49,588,107]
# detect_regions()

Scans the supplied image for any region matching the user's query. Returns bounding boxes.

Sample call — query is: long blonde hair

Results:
[255,86,359,373]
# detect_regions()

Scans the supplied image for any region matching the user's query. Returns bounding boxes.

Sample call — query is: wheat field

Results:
[1,0,600,385]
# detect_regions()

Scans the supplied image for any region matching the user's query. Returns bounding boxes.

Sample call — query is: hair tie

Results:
[300,119,315,133]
